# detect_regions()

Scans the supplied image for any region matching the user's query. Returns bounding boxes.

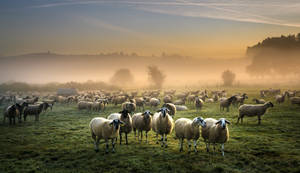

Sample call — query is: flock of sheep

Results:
[1,88,300,156]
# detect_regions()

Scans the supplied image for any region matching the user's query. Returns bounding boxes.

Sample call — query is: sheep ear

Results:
[156,109,161,112]
[109,121,113,126]
[215,121,220,125]
[225,120,231,124]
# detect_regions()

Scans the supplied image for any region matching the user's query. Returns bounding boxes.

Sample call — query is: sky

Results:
[1,0,300,58]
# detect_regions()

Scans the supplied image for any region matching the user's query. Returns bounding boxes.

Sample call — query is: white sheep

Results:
[108,109,132,145]
[89,117,124,153]
[175,117,206,153]
[175,105,188,111]
[150,98,160,108]
[151,107,174,148]
[132,110,153,143]
[237,102,274,125]
[201,118,230,156]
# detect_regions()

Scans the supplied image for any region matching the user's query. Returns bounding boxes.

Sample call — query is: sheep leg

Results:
[236,117,240,124]
[111,139,115,153]
[95,137,100,152]
[134,128,136,140]
[119,132,122,145]
[188,140,191,153]
[165,135,168,148]
[125,133,128,145]
[156,133,159,144]
[258,116,261,125]
[179,138,183,152]
[206,142,210,152]
[145,131,148,143]
[194,140,198,153]
[160,135,164,147]
[140,131,143,142]
[105,139,109,154]
[221,143,225,156]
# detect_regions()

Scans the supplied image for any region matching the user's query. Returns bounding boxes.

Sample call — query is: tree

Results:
[222,70,235,86]
[110,68,134,87]
[148,66,165,89]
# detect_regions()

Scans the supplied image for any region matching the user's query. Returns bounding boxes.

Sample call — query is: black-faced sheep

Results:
[220,96,237,112]
[132,110,153,143]
[195,97,204,110]
[151,107,174,148]
[237,102,274,125]
[175,117,206,153]
[108,109,132,145]
[201,118,230,156]
[23,103,44,122]
[89,117,124,153]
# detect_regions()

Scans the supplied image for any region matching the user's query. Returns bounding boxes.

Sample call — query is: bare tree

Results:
[222,70,235,86]
[110,68,134,87]
[148,66,165,89]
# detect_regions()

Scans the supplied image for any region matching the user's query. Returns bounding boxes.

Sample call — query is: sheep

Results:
[206,98,214,103]
[233,93,248,107]
[275,93,286,104]
[220,96,237,112]
[108,109,132,145]
[175,117,206,153]
[163,95,173,104]
[122,101,136,113]
[150,98,160,108]
[92,101,104,112]
[89,117,124,153]
[135,97,145,110]
[175,105,188,111]
[3,104,21,125]
[132,110,153,143]
[23,103,44,122]
[25,97,39,104]
[162,103,176,117]
[174,99,186,105]
[77,101,93,111]
[187,95,196,103]
[201,118,230,156]
[151,107,174,148]
[195,97,204,110]
[290,97,300,105]
[252,98,266,104]
[237,102,274,125]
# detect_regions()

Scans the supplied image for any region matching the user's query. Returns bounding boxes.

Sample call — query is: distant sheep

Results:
[150,98,160,108]
[195,97,204,110]
[290,97,300,106]
[175,117,206,153]
[175,105,188,111]
[237,102,274,125]
[162,103,176,117]
[201,118,230,156]
[220,96,237,112]
[252,98,266,104]
[122,101,136,113]
[23,103,44,122]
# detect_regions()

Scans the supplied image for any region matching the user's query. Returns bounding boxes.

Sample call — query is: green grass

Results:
[1,89,300,173]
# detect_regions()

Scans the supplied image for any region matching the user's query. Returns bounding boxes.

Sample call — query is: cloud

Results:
[28,0,300,28]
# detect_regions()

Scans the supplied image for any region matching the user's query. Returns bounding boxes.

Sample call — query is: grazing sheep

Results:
[290,97,300,105]
[220,96,237,112]
[151,107,174,147]
[122,101,136,113]
[187,95,196,103]
[23,103,44,121]
[195,97,204,110]
[163,95,173,104]
[175,117,206,153]
[175,105,188,111]
[89,117,124,153]
[108,109,132,145]
[3,104,21,125]
[77,101,93,111]
[132,110,153,142]
[252,98,266,104]
[92,101,104,112]
[275,93,287,104]
[174,99,186,105]
[237,102,274,125]
[201,118,230,156]
[233,93,248,107]
[135,97,145,110]
[162,103,176,117]
[206,98,214,103]
[150,98,160,108]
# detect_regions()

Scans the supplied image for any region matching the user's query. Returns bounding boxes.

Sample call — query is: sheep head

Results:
[193,117,206,127]
[216,118,230,129]
[119,109,130,118]
[109,119,125,130]
[157,107,170,117]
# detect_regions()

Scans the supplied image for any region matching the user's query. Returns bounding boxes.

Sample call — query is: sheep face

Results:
[109,119,125,130]
[142,110,153,118]
[216,118,230,129]
[157,107,170,117]
[119,109,130,118]
[193,117,206,127]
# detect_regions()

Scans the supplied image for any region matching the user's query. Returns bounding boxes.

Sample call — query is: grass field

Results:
[1,89,300,173]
